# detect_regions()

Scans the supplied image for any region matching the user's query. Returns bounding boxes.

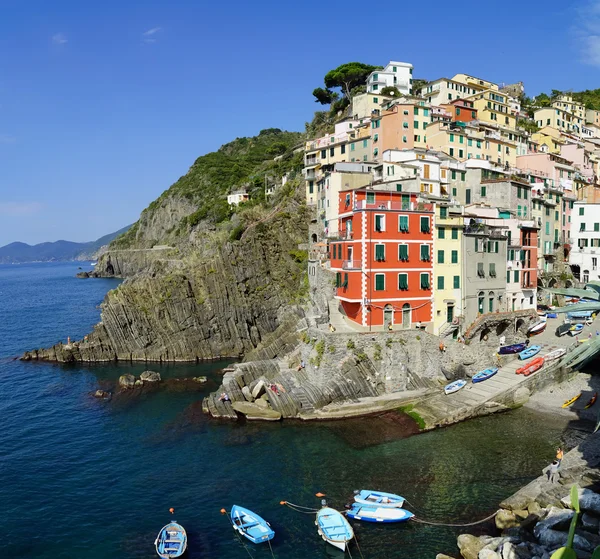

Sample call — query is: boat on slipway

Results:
[519,345,541,360]
[556,324,572,337]
[346,503,414,523]
[316,506,354,551]
[585,392,597,409]
[354,489,405,508]
[516,357,544,376]
[472,368,498,383]
[569,324,584,336]
[230,505,274,544]
[527,321,547,336]
[444,379,467,395]
[498,342,528,355]
[155,521,187,558]
[544,348,566,362]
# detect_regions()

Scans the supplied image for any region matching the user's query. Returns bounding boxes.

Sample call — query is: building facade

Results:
[366,61,414,96]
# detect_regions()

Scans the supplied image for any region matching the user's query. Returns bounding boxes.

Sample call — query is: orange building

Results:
[372,102,430,159]
[442,99,478,123]
[329,188,434,330]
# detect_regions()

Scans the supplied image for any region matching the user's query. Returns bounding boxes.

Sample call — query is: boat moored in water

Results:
[316,506,354,551]
[155,521,187,558]
[346,503,414,523]
[231,505,275,544]
[353,489,405,508]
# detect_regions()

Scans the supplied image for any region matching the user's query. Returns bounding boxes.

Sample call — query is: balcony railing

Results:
[342,260,361,270]
[328,230,354,240]
[354,200,434,212]
[522,281,536,289]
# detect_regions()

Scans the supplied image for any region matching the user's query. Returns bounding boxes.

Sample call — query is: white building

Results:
[570,202,600,283]
[227,191,249,205]
[366,61,413,96]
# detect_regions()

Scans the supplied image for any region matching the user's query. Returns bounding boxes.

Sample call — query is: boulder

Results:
[140,371,161,382]
[534,507,574,535]
[93,389,111,399]
[193,376,207,383]
[232,401,281,421]
[580,512,599,532]
[478,550,500,559]
[536,528,593,552]
[76,271,90,278]
[458,534,485,559]
[251,380,266,399]
[500,542,519,559]
[118,374,136,389]
[512,386,531,407]
[241,386,254,402]
[496,510,520,530]
[579,490,600,515]
[527,502,544,518]
[254,398,269,409]
[436,555,458,559]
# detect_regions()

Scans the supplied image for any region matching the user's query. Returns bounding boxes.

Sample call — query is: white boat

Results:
[90,262,97,266]
[346,503,414,523]
[316,506,354,552]
[354,490,405,508]
[544,348,566,362]
[528,321,547,336]
[444,379,467,395]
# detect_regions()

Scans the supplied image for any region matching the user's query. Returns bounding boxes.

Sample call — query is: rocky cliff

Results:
[23,129,310,363]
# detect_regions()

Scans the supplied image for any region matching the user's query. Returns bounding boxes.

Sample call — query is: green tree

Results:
[380,85,401,97]
[312,87,338,105]
[534,92,552,107]
[322,62,381,100]
[517,118,540,134]
[412,79,428,96]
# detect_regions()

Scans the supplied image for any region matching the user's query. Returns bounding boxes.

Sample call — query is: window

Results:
[438,227,446,240]
[514,270,520,282]
[581,222,586,231]
[399,215,409,232]
[451,170,456,180]
[420,217,430,233]
[375,214,385,231]
[374,148,379,157]
[468,138,472,147]
[366,192,375,204]
[489,296,494,313]
[372,119,380,129]
[330,147,334,156]
[453,275,460,288]
[309,181,314,194]
[414,107,419,115]
[456,108,461,116]
[440,206,447,218]
[579,207,585,215]
[321,149,326,159]
[489,263,496,277]
[506,271,510,283]
[472,111,476,118]
[375,274,385,291]
[449,148,454,156]
[363,139,368,148]
[459,136,464,144]
[350,143,355,152]
[396,183,402,192]
[398,273,408,290]
[420,244,430,261]
[517,186,522,198]
[372,97,378,104]
[335,272,341,287]
[450,133,455,142]
[438,276,445,289]
[477,262,484,277]
[373,134,378,142]
[438,250,445,263]
[555,211,559,222]
[546,222,550,235]
[402,136,407,143]
[451,250,458,263]
[414,121,419,129]
[343,273,348,287]
[459,149,464,158]
[420,273,430,289]
[375,244,385,261]
[341,144,345,154]
[481,186,487,197]
[398,244,409,261]
[452,228,458,240]
[595,223,599,232]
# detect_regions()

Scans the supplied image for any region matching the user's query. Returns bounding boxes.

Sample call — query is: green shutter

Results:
[399,244,409,261]
[421,273,430,289]
[375,244,385,261]
[420,245,430,261]
[451,250,458,263]
[366,192,375,203]
[440,206,448,218]
[438,250,444,263]
[489,263,496,277]
[399,274,408,290]
[336,273,341,287]
[375,215,383,231]
[437,276,445,289]
[399,215,409,231]
[375,274,385,291]
[343,273,348,287]
[453,275,460,288]
[451,228,458,240]
[438,227,445,239]
[507,271,510,283]
[514,270,519,282]
[420,217,430,233]
[481,186,486,197]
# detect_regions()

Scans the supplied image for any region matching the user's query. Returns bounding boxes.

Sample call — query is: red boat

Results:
[516,357,544,376]
[585,392,597,409]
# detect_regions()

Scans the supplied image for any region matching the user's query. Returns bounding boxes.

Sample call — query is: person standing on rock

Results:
[556,447,563,465]
[549,460,560,483]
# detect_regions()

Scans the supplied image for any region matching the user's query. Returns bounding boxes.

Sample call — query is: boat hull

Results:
[516,357,544,376]
[444,380,467,395]
[231,505,274,544]
[354,490,405,508]
[498,343,528,355]
[528,322,546,336]
[346,504,414,523]
[584,393,597,409]
[472,368,498,383]
[562,394,582,408]
[155,521,187,559]
[519,345,541,360]
[544,348,566,362]
[316,507,354,552]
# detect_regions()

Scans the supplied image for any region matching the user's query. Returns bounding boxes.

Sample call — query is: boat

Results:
[444,379,467,395]
[516,357,544,377]
[316,506,354,552]
[354,490,405,508]
[556,324,572,337]
[472,368,499,383]
[544,348,566,362]
[562,393,582,408]
[584,392,598,409]
[537,310,547,317]
[569,324,584,336]
[498,342,528,355]
[528,322,547,336]
[231,505,275,544]
[547,313,558,319]
[518,345,541,360]
[90,262,97,266]
[346,503,414,523]
[155,521,187,558]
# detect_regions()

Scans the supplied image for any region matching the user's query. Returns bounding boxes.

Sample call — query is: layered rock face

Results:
[23,199,310,363]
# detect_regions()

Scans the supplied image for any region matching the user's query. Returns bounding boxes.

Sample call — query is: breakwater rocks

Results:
[441,434,600,559]
[203,328,492,421]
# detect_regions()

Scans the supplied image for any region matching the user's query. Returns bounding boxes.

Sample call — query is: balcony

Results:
[329,230,354,241]
[464,223,507,238]
[522,282,536,289]
[305,157,319,167]
[342,260,361,270]
[354,200,434,212]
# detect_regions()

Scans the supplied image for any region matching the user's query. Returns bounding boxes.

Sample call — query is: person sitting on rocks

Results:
[556,447,564,465]
[329,323,336,332]
[219,392,230,402]
[296,360,305,372]
[270,384,280,395]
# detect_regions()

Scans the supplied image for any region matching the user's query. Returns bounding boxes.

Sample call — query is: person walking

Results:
[549,460,560,483]
[556,447,564,465]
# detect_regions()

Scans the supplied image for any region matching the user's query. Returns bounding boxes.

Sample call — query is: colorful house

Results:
[330,188,434,330]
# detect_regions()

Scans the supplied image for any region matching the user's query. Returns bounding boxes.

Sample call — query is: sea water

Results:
[0,262,568,558]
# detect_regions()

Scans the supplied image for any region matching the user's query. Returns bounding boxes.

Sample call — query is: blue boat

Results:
[316,506,354,552]
[154,521,187,558]
[346,503,414,523]
[472,368,498,383]
[231,505,274,544]
[518,345,541,360]
[547,313,558,318]
[354,489,405,508]
[570,323,584,336]
[498,342,528,355]
[444,379,467,395]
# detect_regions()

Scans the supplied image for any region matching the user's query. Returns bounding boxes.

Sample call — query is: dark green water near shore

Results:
[0,263,570,558]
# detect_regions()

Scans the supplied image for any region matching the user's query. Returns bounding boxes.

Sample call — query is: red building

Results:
[442,99,478,123]
[329,188,434,330]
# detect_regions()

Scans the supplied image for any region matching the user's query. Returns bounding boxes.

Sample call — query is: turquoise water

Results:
[0,262,568,558]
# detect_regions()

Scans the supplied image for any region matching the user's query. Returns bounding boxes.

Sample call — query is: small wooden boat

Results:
[155,521,187,558]
[498,342,528,355]
[544,348,566,362]
[316,506,354,552]
[346,503,414,523]
[547,313,558,318]
[354,490,405,508]
[569,324,584,336]
[516,357,544,377]
[472,368,498,383]
[519,345,541,360]
[556,324,572,337]
[528,322,547,336]
[562,393,582,408]
[584,392,597,409]
[444,379,467,395]
[231,505,274,544]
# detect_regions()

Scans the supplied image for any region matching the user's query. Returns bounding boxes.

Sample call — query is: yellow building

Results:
[433,203,464,336]
[552,95,585,121]
[466,89,516,129]
[534,107,584,136]
[452,73,498,91]
[531,126,565,154]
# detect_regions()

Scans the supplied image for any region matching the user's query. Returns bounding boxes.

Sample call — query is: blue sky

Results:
[0,0,599,246]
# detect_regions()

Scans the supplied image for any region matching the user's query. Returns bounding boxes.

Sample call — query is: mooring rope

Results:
[224,511,256,559]
[354,535,366,559]
[281,501,319,514]
[267,538,275,559]
[411,509,500,527]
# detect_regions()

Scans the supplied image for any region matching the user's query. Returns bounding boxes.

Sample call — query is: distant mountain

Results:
[0,225,132,264]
